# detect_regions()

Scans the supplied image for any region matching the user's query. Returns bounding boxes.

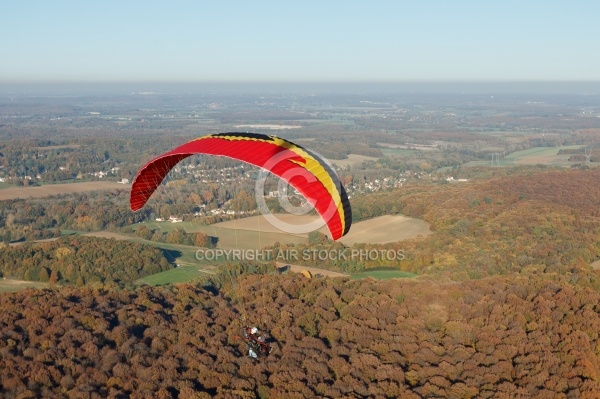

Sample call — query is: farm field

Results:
[0,181,128,200]
[234,124,301,130]
[214,213,432,245]
[380,148,418,156]
[338,215,432,245]
[0,182,12,190]
[505,145,584,165]
[138,219,308,250]
[138,257,353,287]
[377,143,439,151]
[214,213,321,235]
[330,154,378,168]
[464,145,586,167]
[130,213,430,285]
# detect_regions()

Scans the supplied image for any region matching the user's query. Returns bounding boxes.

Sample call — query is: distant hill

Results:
[352,167,600,282]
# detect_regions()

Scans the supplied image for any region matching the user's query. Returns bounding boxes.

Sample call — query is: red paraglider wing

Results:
[130,132,351,240]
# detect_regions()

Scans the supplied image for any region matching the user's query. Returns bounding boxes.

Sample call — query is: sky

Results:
[2,0,599,83]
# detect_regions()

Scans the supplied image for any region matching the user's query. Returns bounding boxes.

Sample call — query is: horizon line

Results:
[2,79,600,84]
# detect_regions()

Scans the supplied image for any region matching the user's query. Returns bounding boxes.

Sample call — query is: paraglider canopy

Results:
[130,132,351,240]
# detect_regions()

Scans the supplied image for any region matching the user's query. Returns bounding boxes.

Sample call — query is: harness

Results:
[242,327,272,358]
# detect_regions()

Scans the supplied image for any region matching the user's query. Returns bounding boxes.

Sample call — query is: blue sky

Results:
[2,1,599,82]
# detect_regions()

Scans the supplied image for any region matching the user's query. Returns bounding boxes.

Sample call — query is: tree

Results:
[2,230,11,244]
[38,267,50,282]
[5,213,15,228]
[136,225,153,240]
[165,229,182,245]
[195,232,210,247]
[49,270,60,284]
[308,231,328,245]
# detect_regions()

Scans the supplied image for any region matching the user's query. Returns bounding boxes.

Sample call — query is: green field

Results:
[136,221,201,233]
[37,178,98,185]
[125,236,210,265]
[381,148,418,156]
[134,220,307,250]
[0,182,12,190]
[350,270,417,280]
[504,146,568,159]
[463,145,586,167]
[137,264,213,286]
[463,159,518,167]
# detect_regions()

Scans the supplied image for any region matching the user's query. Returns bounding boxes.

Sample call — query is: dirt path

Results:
[82,231,133,240]
[0,279,48,293]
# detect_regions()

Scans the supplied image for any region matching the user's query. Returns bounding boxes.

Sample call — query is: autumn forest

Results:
[2,88,600,398]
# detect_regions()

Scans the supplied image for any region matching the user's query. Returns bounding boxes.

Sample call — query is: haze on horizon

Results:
[2,1,599,84]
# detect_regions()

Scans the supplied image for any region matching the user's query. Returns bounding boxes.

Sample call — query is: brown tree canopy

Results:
[2,274,600,398]
[350,167,600,282]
